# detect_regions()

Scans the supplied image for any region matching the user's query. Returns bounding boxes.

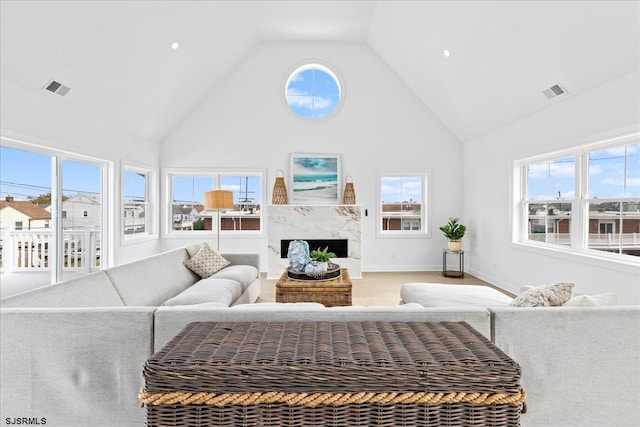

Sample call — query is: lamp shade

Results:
[204,190,234,210]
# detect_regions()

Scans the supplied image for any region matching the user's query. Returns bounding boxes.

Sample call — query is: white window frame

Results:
[513,131,640,264]
[377,171,430,238]
[162,168,265,239]
[122,163,158,243]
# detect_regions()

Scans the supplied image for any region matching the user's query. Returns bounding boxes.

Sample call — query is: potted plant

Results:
[309,246,336,272]
[439,217,467,252]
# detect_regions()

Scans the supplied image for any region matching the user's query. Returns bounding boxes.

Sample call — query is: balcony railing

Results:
[0,228,101,273]
[528,232,639,250]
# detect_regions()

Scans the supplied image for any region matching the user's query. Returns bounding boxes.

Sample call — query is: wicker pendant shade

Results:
[343,175,356,204]
[272,169,288,204]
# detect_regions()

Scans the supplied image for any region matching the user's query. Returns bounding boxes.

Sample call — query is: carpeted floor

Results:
[258,271,514,306]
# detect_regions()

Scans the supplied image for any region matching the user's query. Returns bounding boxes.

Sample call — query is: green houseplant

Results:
[310,246,336,272]
[439,217,467,251]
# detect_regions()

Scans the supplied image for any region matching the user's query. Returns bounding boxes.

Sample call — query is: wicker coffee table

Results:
[275,268,352,306]
[140,321,525,427]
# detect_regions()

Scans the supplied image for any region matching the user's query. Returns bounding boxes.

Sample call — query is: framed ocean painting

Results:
[290,153,341,204]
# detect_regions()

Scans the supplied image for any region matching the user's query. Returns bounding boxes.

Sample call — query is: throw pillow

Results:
[510,282,574,307]
[563,293,618,306]
[183,243,230,279]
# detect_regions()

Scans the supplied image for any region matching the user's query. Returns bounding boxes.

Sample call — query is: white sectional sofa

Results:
[0,245,490,427]
[401,282,640,427]
[3,245,638,427]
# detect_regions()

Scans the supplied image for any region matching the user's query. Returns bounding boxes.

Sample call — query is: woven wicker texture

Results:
[276,268,352,306]
[271,170,288,205]
[142,321,524,426]
[343,175,356,204]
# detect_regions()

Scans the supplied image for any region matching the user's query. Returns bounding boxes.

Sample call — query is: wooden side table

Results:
[443,249,465,278]
[276,268,352,306]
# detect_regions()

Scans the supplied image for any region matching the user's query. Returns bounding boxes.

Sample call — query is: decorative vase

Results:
[343,175,356,204]
[272,169,288,204]
[448,240,462,252]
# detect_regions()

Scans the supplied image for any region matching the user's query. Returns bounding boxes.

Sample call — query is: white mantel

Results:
[267,205,362,279]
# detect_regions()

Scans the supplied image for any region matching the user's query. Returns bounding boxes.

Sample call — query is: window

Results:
[15,221,22,230]
[123,168,149,237]
[165,170,263,235]
[285,63,342,120]
[516,133,640,259]
[83,210,88,217]
[379,173,428,236]
[61,210,67,219]
[524,156,575,246]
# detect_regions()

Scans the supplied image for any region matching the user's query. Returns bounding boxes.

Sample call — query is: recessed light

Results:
[443,50,451,58]
[171,41,180,50]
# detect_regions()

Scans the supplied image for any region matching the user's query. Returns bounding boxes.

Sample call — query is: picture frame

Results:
[289,153,342,205]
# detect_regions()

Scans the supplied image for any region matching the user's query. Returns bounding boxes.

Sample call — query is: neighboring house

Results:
[172,204,201,230]
[124,201,146,234]
[61,193,101,230]
[381,203,422,231]
[0,195,51,230]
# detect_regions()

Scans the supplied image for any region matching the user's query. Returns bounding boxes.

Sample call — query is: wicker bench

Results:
[140,321,525,426]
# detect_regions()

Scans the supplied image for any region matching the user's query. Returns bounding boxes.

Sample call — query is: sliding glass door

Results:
[0,144,105,288]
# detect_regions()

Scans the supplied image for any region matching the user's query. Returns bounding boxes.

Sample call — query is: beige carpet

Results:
[258,271,514,306]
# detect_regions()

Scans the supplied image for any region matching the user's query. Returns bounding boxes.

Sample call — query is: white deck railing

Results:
[0,228,100,273]
[528,232,639,250]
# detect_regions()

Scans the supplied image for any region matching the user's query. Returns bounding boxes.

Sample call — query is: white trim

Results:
[161,167,266,239]
[377,170,430,238]
[282,59,345,122]
[513,131,640,261]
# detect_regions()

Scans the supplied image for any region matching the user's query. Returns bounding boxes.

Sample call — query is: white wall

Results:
[0,80,162,265]
[160,42,463,271]
[463,71,640,304]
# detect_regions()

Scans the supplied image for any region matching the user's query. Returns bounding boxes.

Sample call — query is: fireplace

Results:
[281,239,348,259]
[268,205,362,279]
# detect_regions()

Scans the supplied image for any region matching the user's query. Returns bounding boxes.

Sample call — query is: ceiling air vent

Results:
[43,79,71,96]
[542,83,568,100]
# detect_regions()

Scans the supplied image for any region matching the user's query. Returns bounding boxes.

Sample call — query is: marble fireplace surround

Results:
[267,205,362,279]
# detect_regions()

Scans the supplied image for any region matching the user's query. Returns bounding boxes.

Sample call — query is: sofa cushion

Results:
[401,283,513,308]
[210,265,258,290]
[183,243,230,279]
[564,293,618,306]
[106,248,198,306]
[510,282,574,307]
[161,278,243,307]
[0,271,125,308]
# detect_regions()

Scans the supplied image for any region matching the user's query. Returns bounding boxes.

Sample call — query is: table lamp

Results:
[204,189,234,251]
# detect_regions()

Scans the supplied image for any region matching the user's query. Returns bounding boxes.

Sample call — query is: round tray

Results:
[287,263,341,281]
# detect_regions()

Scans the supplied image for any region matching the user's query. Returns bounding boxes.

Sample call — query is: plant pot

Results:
[448,240,462,252]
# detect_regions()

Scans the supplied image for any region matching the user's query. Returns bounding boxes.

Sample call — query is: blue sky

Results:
[3,142,637,205]
[286,65,340,120]
[527,143,640,200]
[381,176,423,204]
[1,147,261,205]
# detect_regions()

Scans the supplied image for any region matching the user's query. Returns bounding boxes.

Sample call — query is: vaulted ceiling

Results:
[1,1,638,143]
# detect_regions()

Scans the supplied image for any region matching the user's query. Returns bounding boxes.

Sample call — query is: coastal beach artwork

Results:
[290,153,341,204]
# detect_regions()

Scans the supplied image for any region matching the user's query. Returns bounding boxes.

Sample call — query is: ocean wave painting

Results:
[290,154,341,204]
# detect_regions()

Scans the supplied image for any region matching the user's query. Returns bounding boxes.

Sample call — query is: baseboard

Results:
[362,264,441,273]
[465,267,519,295]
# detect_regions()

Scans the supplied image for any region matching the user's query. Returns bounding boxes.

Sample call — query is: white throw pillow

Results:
[183,242,230,279]
[510,282,574,307]
[563,293,618,306]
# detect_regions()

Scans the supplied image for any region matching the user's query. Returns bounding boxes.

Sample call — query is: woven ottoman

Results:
[140,321,525,427]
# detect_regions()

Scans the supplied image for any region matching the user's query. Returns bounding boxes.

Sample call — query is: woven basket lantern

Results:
[343,175,356,204]
[272,169,288,204]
